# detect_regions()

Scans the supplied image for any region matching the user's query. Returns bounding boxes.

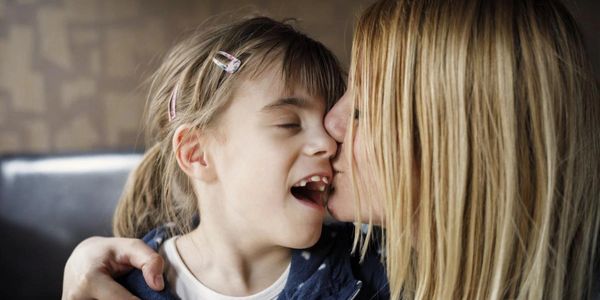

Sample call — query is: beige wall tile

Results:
[89,49,101,75]
[25,119,50,152]
[65,0,100,22]
[38,6,72,70]
[136,19,167,57]
[60,78,97,108]
[0,95,6,124]
[101,0,140,21]
[55,115,100,152]
[0,25,45,114]
[104,91,143,147]
[0,132,21,153]
[105,28,137,78]
[72,28,100,45]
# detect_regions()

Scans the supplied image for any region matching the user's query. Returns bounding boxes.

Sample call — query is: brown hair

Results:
[113,17,345,239]
[349,0,599,299]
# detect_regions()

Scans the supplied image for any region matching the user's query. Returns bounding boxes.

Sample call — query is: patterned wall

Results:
[0,0,597,154]
[0,0,372,153]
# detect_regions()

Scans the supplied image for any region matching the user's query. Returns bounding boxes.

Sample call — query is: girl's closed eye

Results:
[272,113,302,131]
[277,122,301,129]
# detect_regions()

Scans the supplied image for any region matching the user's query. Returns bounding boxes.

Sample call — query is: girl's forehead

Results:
[238,51,336,108]
[235,65,325,108]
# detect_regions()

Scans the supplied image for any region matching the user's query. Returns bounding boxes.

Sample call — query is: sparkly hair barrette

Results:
[168,51,241,122]
[168,83,179,121]
[212,51,241,74]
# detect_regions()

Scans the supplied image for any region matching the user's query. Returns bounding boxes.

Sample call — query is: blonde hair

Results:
[348,0,599,299]
[113,17,345,239]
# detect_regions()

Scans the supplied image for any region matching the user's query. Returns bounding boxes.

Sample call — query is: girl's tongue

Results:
[291,182,325,206]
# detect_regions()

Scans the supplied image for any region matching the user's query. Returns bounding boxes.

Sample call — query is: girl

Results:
[112,17,387,299]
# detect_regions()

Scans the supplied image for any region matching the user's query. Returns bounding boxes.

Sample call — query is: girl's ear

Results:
[172,124,217,182]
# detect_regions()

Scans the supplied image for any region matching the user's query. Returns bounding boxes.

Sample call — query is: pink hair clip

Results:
[212,51,241,73]
[168,83,179,121]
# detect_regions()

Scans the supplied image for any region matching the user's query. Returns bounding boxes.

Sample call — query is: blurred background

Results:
[0,0,372,154]
[0,0,597,155]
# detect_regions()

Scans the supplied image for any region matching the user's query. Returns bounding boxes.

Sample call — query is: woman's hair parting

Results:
[113,17,346,239]
[349,0,599,299]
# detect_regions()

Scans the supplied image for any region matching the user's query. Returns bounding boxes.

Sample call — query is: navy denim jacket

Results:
[118,223,389,300]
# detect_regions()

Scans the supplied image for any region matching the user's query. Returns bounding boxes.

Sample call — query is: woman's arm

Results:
[62,236,165,300]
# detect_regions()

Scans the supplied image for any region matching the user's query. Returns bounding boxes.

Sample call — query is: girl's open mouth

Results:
[291,175,329,208]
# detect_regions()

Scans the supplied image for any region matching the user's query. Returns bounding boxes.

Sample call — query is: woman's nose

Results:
[324,92,350,143]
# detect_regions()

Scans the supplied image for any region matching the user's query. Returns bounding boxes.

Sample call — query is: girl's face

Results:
[208,65,336,249]
[324,89,384,224]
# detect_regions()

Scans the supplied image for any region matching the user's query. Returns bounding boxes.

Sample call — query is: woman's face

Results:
[324,90,384,224]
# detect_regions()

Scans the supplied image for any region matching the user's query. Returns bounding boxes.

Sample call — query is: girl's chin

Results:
[287,226,322,249]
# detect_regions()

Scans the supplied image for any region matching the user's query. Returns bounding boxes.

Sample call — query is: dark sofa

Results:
[0,152,142,299]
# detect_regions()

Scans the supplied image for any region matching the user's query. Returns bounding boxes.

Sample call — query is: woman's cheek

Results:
[353,133,385,224]
[327,172,356,222]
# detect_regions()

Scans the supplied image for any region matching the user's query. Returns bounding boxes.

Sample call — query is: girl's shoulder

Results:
[117,226,178,300]
[282,223,389,300]
[141,225,172,250]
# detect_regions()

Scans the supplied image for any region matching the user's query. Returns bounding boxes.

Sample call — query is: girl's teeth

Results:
[319,185,325,192]
[294,176,330,187]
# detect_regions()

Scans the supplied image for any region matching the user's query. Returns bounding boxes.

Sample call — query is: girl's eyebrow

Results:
[260,97,309,112]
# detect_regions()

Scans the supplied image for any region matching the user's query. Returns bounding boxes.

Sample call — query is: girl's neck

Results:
[175,222,292,296]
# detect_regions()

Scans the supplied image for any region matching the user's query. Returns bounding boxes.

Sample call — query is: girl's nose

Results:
[305,129,337,159]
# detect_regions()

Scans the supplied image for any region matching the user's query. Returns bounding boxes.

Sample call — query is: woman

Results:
[63,0,599,299]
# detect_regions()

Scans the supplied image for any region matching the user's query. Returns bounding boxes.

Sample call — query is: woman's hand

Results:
[62,236,165,300]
